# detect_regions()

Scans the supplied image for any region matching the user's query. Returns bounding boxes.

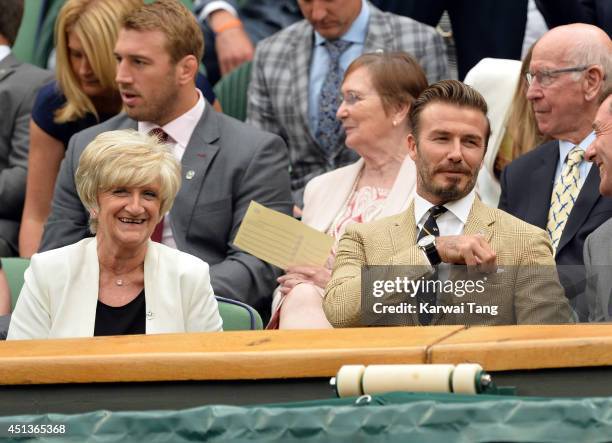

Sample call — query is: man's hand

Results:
[435,234,497,272]
[277,265,332,295]
[209,10,254,76]
[293,205,303,218]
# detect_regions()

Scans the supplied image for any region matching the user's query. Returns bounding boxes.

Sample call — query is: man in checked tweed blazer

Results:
[324,81,573,327]
[247,0,448,206]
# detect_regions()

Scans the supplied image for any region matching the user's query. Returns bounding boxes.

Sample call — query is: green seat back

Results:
[1,257,263,330]
[31,0,65,68]
[1,257,30,310]
[213,61,252,121]
[12,0,46,64]
[216,296,263,330]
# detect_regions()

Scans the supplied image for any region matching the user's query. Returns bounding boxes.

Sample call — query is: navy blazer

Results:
[499,140,612,318]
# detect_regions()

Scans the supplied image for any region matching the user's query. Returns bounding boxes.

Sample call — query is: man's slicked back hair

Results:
[410,79,491,146]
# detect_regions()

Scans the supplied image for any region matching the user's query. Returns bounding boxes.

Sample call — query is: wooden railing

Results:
[1,325,611,385]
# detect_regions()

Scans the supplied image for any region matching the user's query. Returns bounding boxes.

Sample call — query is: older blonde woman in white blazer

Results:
[8,130,222,339]
[268,52,428,329]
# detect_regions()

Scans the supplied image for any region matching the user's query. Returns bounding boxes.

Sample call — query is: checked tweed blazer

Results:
[323,198,574,327]
[247,2,448,205]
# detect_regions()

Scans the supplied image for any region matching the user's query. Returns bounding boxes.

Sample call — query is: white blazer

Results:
[8,238,222,340]
[302,156,417,232]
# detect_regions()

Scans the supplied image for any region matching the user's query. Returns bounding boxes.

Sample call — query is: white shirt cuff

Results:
[199,1,238,23]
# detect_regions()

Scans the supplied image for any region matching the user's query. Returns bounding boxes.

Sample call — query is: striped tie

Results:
[547,147,584,251]
[417,205,448,241]
[417,205,448,325]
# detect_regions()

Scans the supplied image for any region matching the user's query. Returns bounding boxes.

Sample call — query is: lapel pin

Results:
[185,170,195,180]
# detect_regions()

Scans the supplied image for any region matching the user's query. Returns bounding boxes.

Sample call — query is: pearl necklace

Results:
[101,262,142,288]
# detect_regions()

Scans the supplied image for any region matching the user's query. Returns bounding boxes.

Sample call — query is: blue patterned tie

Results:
[315,39,351,155]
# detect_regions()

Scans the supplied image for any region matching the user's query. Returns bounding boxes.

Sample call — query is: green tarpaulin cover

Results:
[2,392,612,442]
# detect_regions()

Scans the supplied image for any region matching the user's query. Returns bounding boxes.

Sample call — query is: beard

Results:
[122,69,180,125]
[125,87,179,124]
[416,156,479,204]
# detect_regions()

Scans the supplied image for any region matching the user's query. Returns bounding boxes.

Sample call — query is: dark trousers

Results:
[376,0,528,79]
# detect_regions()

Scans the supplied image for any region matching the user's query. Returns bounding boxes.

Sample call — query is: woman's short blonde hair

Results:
[76,129,181,234]
[54,0,141,124]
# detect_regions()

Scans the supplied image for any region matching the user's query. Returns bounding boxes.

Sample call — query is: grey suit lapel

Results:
[0,54,19,81]
[172,105,220,226]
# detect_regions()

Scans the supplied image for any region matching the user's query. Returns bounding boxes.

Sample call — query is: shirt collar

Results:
[0,46,11,63]
[314,0,369,46]
[414,190,476,226]
[558,131,596,162]
[138,89,205,147]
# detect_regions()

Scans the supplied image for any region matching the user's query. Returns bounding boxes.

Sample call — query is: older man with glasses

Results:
[498,23,612,321]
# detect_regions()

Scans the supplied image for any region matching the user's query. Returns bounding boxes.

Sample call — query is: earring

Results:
[91,209,97,218]
[392,120,398,127]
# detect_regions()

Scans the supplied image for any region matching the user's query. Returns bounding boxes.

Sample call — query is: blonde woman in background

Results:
[19,0,218,257]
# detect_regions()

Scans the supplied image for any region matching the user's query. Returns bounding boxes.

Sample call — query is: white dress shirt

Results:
[0,45,11,63]
[414,190,475,238]
[554,132,595,188]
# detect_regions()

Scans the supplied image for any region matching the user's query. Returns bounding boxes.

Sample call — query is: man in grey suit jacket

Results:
[584,91,612,321]
[0,0,53,257]
[247,0,448,206]
[39,0,292,319]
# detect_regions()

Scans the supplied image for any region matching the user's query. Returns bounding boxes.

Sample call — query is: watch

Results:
[417,234,442,266]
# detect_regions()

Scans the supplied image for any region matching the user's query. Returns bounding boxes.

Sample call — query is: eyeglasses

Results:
[339,91,365,106]
[525,65,589,87]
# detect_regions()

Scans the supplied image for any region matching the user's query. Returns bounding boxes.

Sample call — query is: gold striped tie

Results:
[547,147,584,250]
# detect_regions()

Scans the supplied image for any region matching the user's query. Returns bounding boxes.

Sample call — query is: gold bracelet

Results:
[213,18,243,34]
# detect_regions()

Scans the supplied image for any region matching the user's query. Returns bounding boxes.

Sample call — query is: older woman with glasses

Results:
[8,130,222,339]
[268,52,428,329]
